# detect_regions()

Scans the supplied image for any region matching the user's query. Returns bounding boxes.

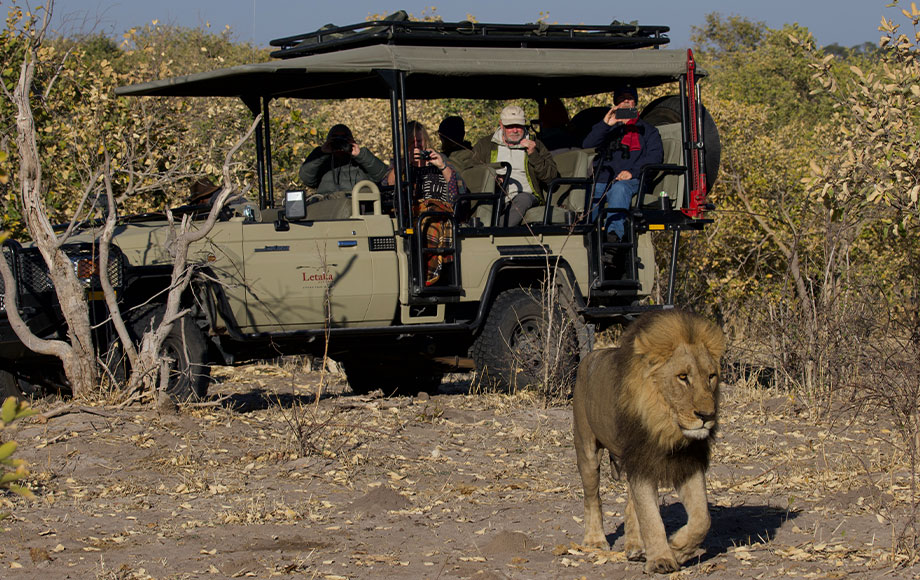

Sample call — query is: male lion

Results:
[573,309,725,574]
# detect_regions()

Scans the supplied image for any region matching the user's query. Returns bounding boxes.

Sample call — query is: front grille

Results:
[14,244,125,298]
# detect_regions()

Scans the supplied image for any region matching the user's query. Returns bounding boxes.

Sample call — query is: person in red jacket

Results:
[583,86,663,242]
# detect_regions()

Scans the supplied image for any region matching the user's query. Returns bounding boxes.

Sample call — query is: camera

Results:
[329,137,352,153]
[416,149,434,161]
[614,107,638,120]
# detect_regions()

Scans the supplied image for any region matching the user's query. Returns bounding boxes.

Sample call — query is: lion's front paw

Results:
[582,525,609,551]
[669,541,703,564]
[582,535,610,551]
[644,554,679,574]
[624,541,645,562]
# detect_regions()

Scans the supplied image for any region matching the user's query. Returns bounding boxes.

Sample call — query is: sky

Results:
[50,0,901,50]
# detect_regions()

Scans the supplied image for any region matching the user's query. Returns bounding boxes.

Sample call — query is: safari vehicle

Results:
[0,15,719,399]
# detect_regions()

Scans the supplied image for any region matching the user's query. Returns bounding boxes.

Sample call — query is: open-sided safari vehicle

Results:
[0,15,719,399]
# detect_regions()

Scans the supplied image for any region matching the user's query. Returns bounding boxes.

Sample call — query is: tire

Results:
[341,358,443,397]
[99,337,130,387]
[0,370,23,401]
[641,94,721,192]
[131,307,210,402]
[470,288,580,394]
[0,369,43,400]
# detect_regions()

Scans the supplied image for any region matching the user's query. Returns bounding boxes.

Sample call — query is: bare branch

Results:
[98,151,138,367]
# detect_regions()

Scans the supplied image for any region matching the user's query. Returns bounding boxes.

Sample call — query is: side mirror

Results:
[284,190,307,221]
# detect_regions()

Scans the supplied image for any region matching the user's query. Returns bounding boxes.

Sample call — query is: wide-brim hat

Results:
[188,178,221,204]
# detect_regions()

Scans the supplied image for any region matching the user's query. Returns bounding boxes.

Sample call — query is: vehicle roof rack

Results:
[270,16,669,59]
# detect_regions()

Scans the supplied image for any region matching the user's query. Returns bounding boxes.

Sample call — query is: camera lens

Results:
[330,137,351,153]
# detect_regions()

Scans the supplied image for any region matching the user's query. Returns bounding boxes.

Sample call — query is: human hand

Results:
[520,138,537,155]
[615,170,633,181]
[350,142,361,157]
[427,150,446,169]
[604,105,627,126]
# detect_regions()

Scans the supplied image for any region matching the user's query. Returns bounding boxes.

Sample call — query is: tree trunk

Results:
[8,11,97,396]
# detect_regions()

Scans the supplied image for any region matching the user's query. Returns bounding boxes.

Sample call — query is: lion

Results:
[572,309,725,574]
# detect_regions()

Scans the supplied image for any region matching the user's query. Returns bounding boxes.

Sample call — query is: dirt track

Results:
[1,363,917,579]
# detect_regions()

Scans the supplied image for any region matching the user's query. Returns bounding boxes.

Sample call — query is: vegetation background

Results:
[1,0,920,567]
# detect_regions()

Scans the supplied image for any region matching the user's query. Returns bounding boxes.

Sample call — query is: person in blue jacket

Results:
[583,86,663,242]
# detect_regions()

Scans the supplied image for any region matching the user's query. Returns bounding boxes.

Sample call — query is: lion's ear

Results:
[632,329,676,364]
[699,321,726,361]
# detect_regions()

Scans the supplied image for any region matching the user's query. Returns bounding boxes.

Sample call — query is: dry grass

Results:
[1,364,919,578]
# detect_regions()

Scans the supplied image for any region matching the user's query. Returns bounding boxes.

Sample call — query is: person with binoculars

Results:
[299,124,388,196]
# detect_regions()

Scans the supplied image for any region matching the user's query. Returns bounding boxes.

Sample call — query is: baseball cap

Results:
[500,105,527,126]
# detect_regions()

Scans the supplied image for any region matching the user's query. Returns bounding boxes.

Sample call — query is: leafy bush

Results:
[0,396,36,522]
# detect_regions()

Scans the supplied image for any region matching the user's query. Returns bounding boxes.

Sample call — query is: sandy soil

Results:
[1,362,918,579]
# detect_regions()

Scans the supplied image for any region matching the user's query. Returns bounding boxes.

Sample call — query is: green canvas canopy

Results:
[115,44,700,101]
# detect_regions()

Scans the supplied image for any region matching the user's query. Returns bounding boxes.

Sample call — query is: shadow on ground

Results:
[216,373,477,413]
[604,503,799,561]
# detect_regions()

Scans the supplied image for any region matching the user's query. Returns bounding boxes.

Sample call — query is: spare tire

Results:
[641,95,721,192]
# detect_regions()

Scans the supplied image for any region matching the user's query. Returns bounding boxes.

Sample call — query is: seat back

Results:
[550,148,594,212]
[457,163,501,225]
[522,148,595,224]
[304,192,352,220]
[640,122,684,208]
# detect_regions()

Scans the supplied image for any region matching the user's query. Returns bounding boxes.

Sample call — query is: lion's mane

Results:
[600,310,724,486]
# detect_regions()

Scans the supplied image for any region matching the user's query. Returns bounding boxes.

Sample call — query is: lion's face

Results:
[655,342,720,441]
[627,312,725,450]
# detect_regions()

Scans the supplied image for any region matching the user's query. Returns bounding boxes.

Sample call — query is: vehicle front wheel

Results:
[470,288,580,394]
[131,307,210,402]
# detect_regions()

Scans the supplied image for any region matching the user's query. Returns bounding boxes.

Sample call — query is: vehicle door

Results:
[237,203,399,333]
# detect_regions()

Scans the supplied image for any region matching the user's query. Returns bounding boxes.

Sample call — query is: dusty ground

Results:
[1,361,919,579]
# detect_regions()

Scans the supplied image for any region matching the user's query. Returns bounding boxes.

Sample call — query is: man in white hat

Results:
[466,105,559,226]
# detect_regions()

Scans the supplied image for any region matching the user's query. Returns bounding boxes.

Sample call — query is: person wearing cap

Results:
[299,124,388,196]
[466,104,559,227]
[583,85,663,242]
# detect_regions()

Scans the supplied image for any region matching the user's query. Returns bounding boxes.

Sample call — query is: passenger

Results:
[537,97,578,152]
[437,115,472,158]
[583,86,663,242]
[187,177,246,207]
[466,105,559,226]
[299,124,388,196]
[387,121,463,286]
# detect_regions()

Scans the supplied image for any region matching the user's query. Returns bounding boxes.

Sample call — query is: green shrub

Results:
[0,396,36,521]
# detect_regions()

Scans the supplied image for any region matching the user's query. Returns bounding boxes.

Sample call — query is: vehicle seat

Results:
[639,122,684,208]
[303,192,353,220]
[523,148,595,224]
[457,163,500,225]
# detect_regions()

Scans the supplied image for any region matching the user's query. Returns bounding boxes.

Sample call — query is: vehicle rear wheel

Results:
[131,307,210,402]
[470,288,580,394]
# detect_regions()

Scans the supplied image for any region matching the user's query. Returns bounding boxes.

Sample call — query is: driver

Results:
[299,124,388,196]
